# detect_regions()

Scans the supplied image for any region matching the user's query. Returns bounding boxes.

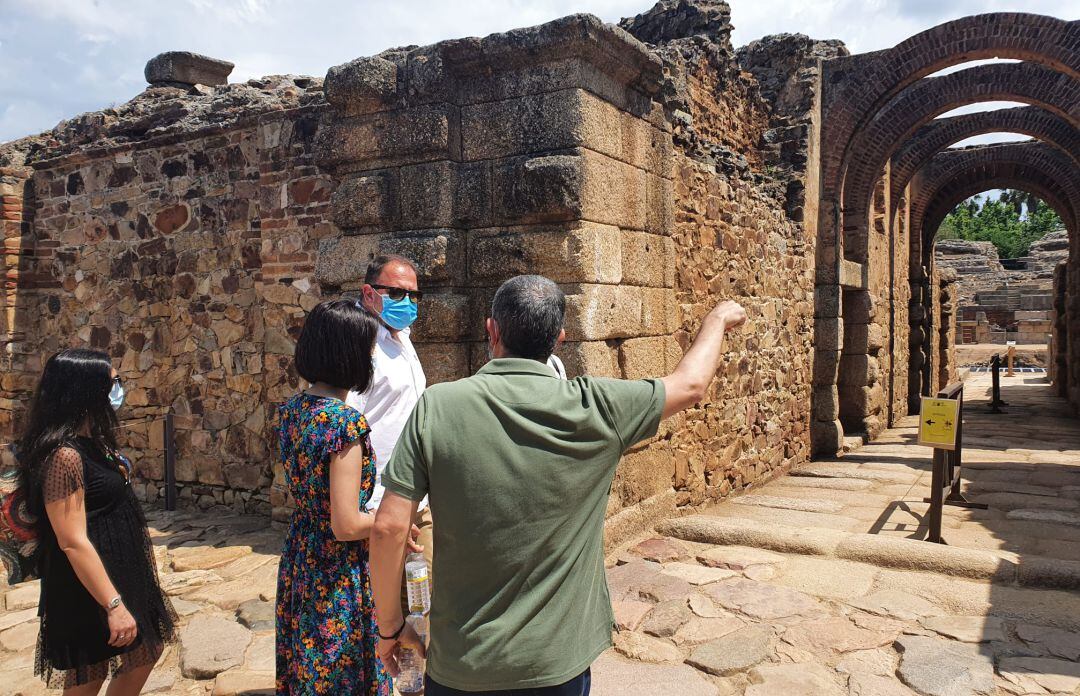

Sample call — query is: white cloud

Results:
[2,0,1079,143]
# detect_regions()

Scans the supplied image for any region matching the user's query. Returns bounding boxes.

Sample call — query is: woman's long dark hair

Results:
[17,349,120,511]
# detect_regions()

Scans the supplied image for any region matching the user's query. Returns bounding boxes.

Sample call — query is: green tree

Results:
[936,190,1064,258]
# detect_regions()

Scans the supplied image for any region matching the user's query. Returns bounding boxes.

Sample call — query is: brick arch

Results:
[889,106,1080,206]
[839,62,1079,260]
[903,142,1077,413]
[908,142,1079,265]
[820,13,1080,200]
[924,176,1075,240]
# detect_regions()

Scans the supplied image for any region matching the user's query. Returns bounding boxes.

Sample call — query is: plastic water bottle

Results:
[404,552,430,614]
[395,611,428,694]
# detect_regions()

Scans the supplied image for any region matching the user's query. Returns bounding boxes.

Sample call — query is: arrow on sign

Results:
[945,420,953,427]
[925,419,935,425]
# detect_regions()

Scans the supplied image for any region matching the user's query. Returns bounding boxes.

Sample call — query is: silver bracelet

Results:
[106,595,122,611]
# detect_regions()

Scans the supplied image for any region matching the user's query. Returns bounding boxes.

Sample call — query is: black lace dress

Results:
[33,438,177,688]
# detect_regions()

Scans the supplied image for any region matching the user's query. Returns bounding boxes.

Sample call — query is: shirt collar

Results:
[477,357,559,377]
[377,323,411,345]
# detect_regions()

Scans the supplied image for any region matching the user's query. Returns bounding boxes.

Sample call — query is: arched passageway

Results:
[905,142,1080,407]
[810,13,1080,456]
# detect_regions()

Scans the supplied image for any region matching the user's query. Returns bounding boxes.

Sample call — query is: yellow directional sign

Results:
[918,397,961,450]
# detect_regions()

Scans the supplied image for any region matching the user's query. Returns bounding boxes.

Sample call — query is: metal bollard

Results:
[989,354,1006,413]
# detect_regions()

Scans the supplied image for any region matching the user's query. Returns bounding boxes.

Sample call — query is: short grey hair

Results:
[491,275,566,361]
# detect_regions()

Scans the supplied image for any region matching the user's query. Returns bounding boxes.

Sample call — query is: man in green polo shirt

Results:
[371,275,747,695]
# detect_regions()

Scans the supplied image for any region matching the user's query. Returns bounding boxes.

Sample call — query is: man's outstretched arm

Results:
[661,300,747,420]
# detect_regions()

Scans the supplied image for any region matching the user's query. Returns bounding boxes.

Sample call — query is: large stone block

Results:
[468,223,621,285]
[615,444,675,505]
[619,336,679,379]
[144,52,233,86]
[645,173,674,235]
[493,154,583,225]
[461,88,670,175]
[812,349,840,386]
[842,323,870,354]
[324,56,399,114]
[493,149,647,229]
[564,284,675,341]
[439,14,663,111]
[843,289,874,323]
[810,417,843,456]
[839,259,864,288]
[413,292,471,341]
[330,171,397,230]
[621,231,674,288]
[315,104,460,171]
[315,230,465,287]
[811,386,839,422]
[399,160,491,229]
[839,383,883,422]
[557,341,620,378]
[814,285,841,318]
[413,342,470,385]
[814,317,843,352]
[838,354,877,387]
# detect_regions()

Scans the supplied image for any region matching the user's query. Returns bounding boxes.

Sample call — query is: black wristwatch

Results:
[378,619,405,641]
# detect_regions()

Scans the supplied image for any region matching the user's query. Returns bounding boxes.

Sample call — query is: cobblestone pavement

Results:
[601,373,1080,695]
[3,374,1079,694]
[2,510,282,695]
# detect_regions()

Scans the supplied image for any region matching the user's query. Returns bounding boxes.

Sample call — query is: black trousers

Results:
[424,668,591,696]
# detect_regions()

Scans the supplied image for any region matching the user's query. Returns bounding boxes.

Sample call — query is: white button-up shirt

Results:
[346,324,427,511]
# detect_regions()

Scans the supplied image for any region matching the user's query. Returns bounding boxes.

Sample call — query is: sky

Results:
[1,0,1077,145]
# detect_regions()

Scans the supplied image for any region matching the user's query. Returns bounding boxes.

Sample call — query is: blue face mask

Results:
[108,380,125,411]
[380,295,418,331]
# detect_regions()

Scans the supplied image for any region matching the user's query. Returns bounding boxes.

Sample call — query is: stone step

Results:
[657,515,1080,591]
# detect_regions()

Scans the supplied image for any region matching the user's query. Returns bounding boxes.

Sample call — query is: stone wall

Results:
[0,76,332,515]
[618,2,816,511]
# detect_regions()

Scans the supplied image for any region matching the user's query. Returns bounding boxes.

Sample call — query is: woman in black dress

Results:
[18,349,176,694]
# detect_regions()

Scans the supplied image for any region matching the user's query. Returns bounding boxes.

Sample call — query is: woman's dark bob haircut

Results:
[294,299,379,392]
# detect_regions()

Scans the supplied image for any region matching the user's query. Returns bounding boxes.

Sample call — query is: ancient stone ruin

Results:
[937,232,1068,344]
[1,1,1076,542]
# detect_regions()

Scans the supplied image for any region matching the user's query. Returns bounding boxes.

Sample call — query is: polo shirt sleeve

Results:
[592,377,667,451]
[382,392,429,502]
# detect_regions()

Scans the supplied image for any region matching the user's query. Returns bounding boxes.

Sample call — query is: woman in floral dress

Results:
[276,299,415,695]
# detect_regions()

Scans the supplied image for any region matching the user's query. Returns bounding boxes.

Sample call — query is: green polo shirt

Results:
[383,357,665,691]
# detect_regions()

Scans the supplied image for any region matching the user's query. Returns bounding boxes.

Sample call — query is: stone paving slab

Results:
[603,373,1080,695]
[0,510,284,695]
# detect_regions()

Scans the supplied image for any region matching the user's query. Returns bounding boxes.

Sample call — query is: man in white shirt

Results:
[347,254,431,578]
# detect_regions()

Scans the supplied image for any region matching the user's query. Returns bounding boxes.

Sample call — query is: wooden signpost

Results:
[917,383,987,543]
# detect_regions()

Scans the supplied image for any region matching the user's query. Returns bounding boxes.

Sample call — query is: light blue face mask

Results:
[108,380,125,411]
[380,295,419,331]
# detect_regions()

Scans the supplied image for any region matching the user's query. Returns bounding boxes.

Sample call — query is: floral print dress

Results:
[275,394,391,696]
